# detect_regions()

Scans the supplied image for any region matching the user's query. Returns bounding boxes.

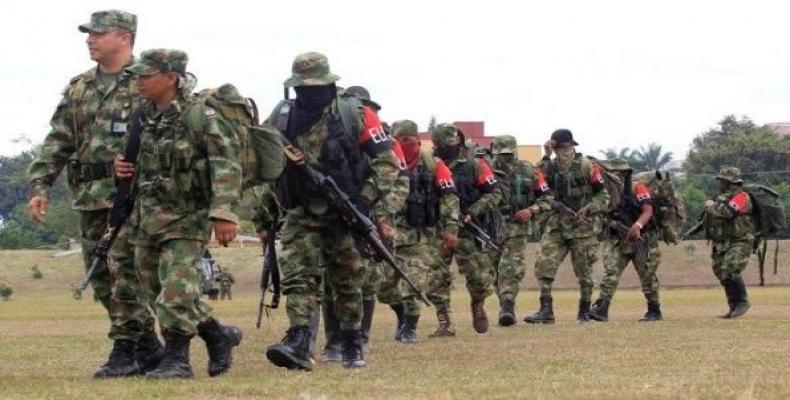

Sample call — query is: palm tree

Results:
[632,143,673,171]
[599,147,634,160]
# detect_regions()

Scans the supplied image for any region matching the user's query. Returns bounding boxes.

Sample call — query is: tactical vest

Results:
[273,98,369,211]
[610,177,656,232]
[451,159,482,213]
[405,152,441,227]
[545,153,593,211]
[494,159,535,218]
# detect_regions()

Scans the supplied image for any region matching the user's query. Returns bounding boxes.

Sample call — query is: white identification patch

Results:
[204,107,217,117]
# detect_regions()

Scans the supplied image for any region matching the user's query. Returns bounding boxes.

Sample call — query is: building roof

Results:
[768,122,790,137]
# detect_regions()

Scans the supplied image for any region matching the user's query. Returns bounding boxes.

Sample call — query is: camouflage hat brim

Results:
[715,175,743,184]
[493,148,515,155]
[125,63,161,76]
[283,72,340,88]
[78,23,113,33]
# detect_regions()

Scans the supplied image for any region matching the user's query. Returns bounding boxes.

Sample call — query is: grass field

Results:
[1,242,789,399]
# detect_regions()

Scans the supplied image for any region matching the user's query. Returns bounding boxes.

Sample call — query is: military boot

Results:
[471,298,489,333]
[135,330,165,373]
[429,310,456,337]
[361,299,375,354]
[321,301,342,363]
[389,302,406,341]
[341,329,367,368]
[399,314,419,344]
[577,300,591,323]
[524,296,555,324]
[197,318,243,377]
[639,301,663,322]
[718,279,736,318]
[498,298,516,327]
[145,331,194,379]
[266,325,315,371]
[93,339,141,378]
[588,296,611,322]
[728,277,751,319]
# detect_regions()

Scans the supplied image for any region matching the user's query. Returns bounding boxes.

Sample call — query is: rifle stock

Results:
[462,219,500,251]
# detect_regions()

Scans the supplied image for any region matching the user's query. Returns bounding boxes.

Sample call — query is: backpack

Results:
[586,156,624,212]
[743,184,786,238]
[633,170,687,244]
[196,84,285,191]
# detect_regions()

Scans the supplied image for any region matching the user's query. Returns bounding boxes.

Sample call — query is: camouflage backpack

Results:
[743,184,786,238]
[586,156,624,212]
[633,170,687,244]
[196,84,285,190]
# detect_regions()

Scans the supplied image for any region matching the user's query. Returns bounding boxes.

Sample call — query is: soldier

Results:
[114,49,243,379]
[429,123,501,334]
[26,10,162,378]
[489,135,546,326]
[263,52,403,370]
[219,269,235,300]
[589,159,663,322]
[704,167,754,318]
[524,129,609,324]
[375,119,459,343]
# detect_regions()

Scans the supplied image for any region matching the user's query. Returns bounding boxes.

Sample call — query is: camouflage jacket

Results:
[491,156,546,238]
[129,96,242,246]
[704,188,755,243]
[446,155,501,218]
[28,57,140,211]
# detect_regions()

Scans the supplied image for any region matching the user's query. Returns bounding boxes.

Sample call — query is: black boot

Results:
[728,277,751,319]
[589,296,611,322]
[321,301,342,363]
[471,297,489,333]
[640,301,663,322]
[135,330,165,373]
[718,280,735,318]
[389,302,405,341]
[498,298,516,327]
[341,329,367,368]
[399,314,419,344]
[197,318,243,377]
[361,299,375,354]
[93,339,141,378]
[266,325,314,371]
[524,296,555,324]
[145,331,194,379]
[577,300,591,323]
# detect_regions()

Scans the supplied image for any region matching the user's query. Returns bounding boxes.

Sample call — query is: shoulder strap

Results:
[336,97,363,139]
[420,150,437,172]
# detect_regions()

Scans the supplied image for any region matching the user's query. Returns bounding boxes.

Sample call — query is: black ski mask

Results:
[434,144,460,161]
[288,83,337,135]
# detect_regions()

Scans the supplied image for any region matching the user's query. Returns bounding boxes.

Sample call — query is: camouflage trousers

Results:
[361,257,382,302]
[220,286,232,300]
[280,215,364,330]
[492,234,529,303]
[377,242,436,317]
[429,232,494,310]
[135,239,212,336]
[427,246,454,313]
[599,233,662,303]
[80,210,154,341]
[711,240,753,282]
[534,229,599,302]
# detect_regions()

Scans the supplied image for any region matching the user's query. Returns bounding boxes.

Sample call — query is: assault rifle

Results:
[281,140,430,306]
[680,214,705,241]
[256,221,281,329]
[606,219,650,267]
[73,110,143,298]
[550,200,588,223]
[462,218,501,251]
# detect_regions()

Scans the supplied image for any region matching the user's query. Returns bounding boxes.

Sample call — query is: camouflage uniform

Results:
[430,123,501,334]
[126,49,243,379]
[219,271,234,300]
[264,53,404,370]
[705,167,755,318]
[488,135,544,326]
[26,10,160,378]
[525,129,609,323]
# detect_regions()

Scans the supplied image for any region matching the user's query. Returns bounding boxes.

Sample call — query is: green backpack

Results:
[743,184,786,238]
[196,84,285,190]
[633,170,687,244]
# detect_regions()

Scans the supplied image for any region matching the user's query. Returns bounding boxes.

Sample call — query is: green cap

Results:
[391,120,419,138]
[716,166,743,184]
[606,158,633,172]
[78,10,137,33]
[431,123,460,146]
[492,135,517,155]
[126,49,188,76]
[284,52,340,87]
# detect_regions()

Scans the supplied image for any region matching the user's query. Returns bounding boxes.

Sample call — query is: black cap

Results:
[550,129,578,145]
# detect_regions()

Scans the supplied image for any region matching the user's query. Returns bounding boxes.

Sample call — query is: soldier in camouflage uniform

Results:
[488,135,546,326]
[524,129,610,323]
[219,269,234,300]
[26,10,162,378]
[704,167,755,319]
[429,123,501,334]
[376,119,459,343]
[264,52,404,370]
[114,49,243,379]
[589,159,663,322]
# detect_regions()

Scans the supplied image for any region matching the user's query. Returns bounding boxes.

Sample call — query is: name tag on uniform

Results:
[111,119,127,136]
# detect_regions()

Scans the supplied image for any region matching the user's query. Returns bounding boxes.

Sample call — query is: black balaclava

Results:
[434,144,460,162]
[288,83,336,135]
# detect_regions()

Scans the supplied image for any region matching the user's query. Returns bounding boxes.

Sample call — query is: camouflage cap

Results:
[492,135,517,155]
[431,123,460,147]
[126,49,188,76]
[606,158,633,172]
[78,10,137,33]
[284,52,340,88]
[716,166,743,184]
[391,119,419,138]
[345,85,381,111]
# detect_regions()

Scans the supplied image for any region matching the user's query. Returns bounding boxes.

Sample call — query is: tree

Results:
[427,115,437,132]
[633,143,673,171]
[599,147,634,160]
[685,115,790,176]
